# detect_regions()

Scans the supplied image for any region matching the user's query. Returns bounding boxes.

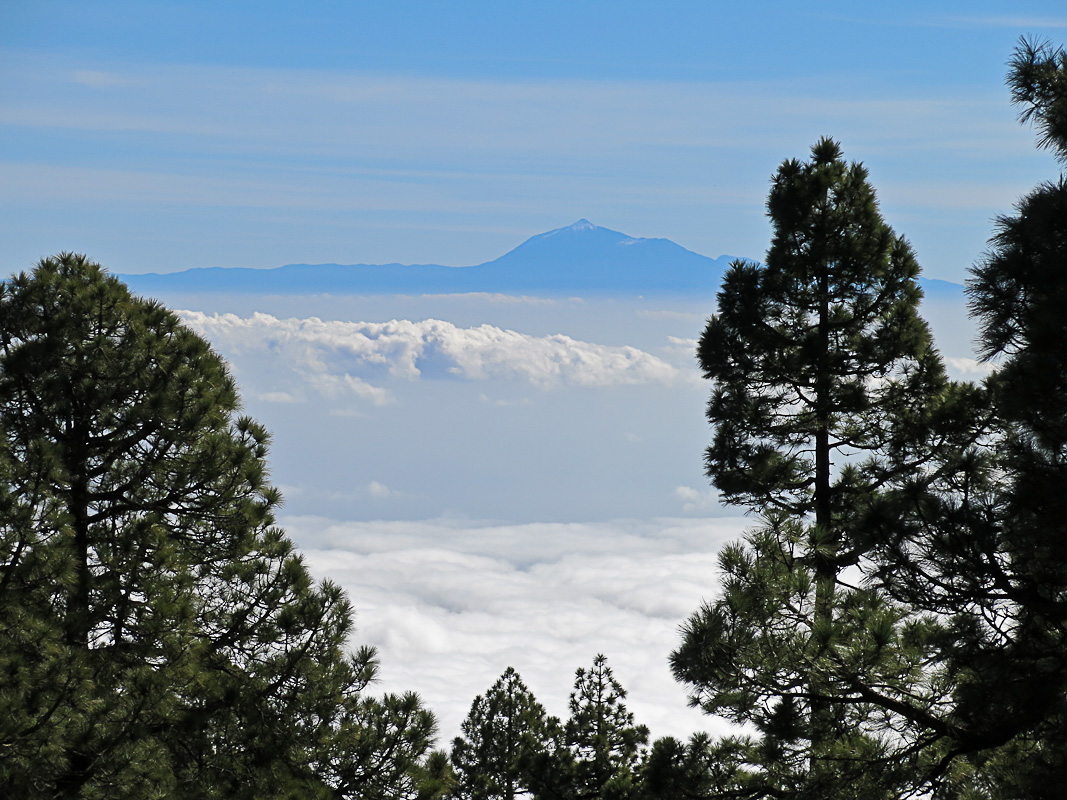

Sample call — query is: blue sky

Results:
[3,2,1066,280]
[3,1,1065,744]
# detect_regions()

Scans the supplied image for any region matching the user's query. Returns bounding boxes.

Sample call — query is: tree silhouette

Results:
[673,139,948,797]
[450,667,552,800]
[0,254,435,798]
[564,654,648,800]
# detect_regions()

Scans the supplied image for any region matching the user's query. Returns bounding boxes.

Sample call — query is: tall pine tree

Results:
[672,139,948,797]
[0,254,436,798]
[673,39,1067,799]
[861,38,1067,797]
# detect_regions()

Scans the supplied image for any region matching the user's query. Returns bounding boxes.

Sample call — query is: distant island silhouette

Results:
[118,220,964,298]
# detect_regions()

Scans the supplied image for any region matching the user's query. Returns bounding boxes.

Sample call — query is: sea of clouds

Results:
[287,514,750,742]
[158,289,983,745]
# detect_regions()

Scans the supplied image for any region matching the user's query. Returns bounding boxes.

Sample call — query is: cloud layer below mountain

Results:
[169,291,984,747]
[285,514,751,744]
[179,311,686,403]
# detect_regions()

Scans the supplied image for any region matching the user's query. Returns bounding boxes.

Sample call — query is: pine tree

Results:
[674,39,1067,799]
[861,38,1067,797]
[639,733,754,800]
[671,139,948,797]
[1007,36,1067,163]
[0,254,436,798]
[450,667,553,800]
[563,655,648,800]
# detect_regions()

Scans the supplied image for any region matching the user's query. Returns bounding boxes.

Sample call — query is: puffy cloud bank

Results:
[179,311,681,403]
[285,514,750,745]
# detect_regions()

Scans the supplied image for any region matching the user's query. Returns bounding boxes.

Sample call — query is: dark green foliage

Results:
[450,667,552,800]
[638,734,756,799]
[971,177,1067,624]
[456,657,649,800]
[698,137,941,521]
[676,139,947,797]
[413,751,457,800]
[1008,38,1067,163]
[0,254,435,798]
[859,37,1067,796]
[673,37,1067,799]
[562,655,648,800]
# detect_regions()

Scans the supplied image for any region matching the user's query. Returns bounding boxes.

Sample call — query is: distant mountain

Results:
[118,220,736,296]
[116,219,964,299]
[917,277,967,300]
[479,219,726,291]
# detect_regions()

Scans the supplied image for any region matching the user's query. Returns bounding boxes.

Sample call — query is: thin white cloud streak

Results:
[879,179,1053,211]
[70,69,139,88]
[3,57,1039,201]
[3,53,1051,277]
[4,62,1018,155]
[285,515,750,745]
[818,12,1067,31]
[943,15,1067,29]
[426,293,578,306]
[639,309,707,322]
[0,162,769,255]
[178,311,682,401]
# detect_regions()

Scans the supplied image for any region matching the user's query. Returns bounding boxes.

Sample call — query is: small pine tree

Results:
[450,667,553,800]
[639,733,756,800]
[564,655,648,800]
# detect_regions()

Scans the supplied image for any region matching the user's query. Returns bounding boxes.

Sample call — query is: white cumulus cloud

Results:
[674,485,720,513]
[178,311,680,403]
[367,480,400,499]
[946,356,997,376]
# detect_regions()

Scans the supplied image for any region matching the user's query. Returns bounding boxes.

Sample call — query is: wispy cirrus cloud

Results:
[943,15,1067,28]
[2,51,1047,278]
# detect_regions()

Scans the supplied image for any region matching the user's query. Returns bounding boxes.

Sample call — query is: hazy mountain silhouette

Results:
[479,219,727,291]
[118,220,735,296]
[117,219,962,299]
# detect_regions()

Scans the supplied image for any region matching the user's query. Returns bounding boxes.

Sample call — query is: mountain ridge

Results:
[116,220,962,298]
